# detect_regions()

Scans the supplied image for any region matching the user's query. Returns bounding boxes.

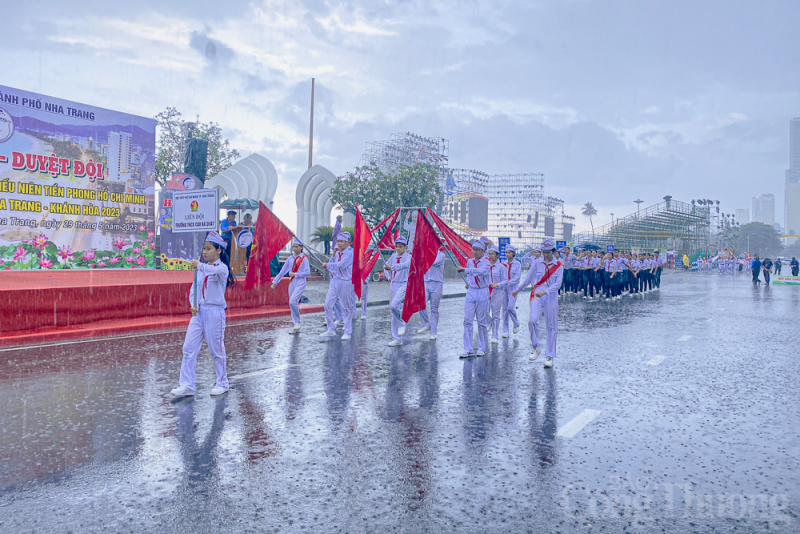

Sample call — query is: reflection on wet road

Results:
[1,272,798,532]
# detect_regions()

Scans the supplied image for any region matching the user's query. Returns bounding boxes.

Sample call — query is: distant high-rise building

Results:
[785,118,800,245]
[735,209,749,223]
[752,194,775,225]
[107,131,132,183]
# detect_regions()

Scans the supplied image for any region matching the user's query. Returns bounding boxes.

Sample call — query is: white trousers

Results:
[463,288,489,353]
[418,281,443,335]
[528,293,558,358]
[325,279,353,334]
[502,287,519,333]
[389,281,407,341]
[288,278,307,326]
[489,287,505,340]
[179,305,229,391]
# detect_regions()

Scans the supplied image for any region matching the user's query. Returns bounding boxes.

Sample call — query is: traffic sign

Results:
[556,240,567,249]
[606,244,615,253]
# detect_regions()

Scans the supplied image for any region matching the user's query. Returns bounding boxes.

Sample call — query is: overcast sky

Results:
[3,0,798,233]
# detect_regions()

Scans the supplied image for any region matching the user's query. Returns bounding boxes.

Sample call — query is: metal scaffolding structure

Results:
[572,199,711,254]
[486,174,544,243]
[439,169,490,236]
[359,132,449,175]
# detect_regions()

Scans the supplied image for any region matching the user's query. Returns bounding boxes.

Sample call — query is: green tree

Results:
[330,163,441,226]
[154,107,241,186]
[737,222,782,257]
[581,202,598,238]
[311,225,334,255]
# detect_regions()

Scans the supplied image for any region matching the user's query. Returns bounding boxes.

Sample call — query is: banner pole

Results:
[421,209,468,284]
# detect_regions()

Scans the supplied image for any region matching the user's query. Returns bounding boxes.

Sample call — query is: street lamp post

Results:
[634,199,643,220]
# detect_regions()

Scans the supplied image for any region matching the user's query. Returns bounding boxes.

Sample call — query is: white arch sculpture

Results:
[204,153,278,209]
[296,165,337,250]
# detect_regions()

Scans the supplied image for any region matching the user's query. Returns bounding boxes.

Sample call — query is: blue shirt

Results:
[220,219,237,239]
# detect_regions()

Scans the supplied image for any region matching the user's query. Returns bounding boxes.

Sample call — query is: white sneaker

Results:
[210,386,229,396]
[429,334,437,340]
[544,356,553,368]
[476,351,485,357]
[341,334,351,340]
[417,325,431,334]
[529,347,541,361]
[501,332,508,338]
[320,330,336,338]
[388,339,402,347]
[398,326,406,336]
[513,324,520,334]
[171,386,194,398]
[361,315,367,320]
[459,352,471,359]
[491,338,498,344]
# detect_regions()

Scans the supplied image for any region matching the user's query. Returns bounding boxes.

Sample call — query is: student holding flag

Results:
[513,238,563,368]
[417,244,446,340]
[457,241,491,358]
[271,238,310,334]
[384,236,412,346]
[320,234,355,340]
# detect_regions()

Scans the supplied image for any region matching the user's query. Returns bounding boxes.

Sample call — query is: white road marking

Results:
[678,335,692,341]
[557,409,602,438]
[646,355,667,366]
[229,363,296,380]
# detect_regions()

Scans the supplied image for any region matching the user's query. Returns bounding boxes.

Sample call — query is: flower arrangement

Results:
[0,227,157,270]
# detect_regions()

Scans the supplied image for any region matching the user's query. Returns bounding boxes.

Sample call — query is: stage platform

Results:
[0,270,322,347]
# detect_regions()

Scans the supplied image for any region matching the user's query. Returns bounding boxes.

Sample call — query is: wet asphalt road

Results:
[1,271,798,533]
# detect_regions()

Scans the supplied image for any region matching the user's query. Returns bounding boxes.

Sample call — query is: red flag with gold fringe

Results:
[244,201,294,290]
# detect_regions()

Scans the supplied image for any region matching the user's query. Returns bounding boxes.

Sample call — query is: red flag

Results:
[427,207,473,267]
[244,201,294,290]
[376,209,401,250]
[351,206,372,299]
[402,210,442,322]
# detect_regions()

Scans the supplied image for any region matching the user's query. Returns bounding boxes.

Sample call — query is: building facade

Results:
[751,194,775,226]
[107,132,132,183]
[734,208,749,224]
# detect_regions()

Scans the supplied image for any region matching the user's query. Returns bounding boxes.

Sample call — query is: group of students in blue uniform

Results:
[169,229,673,397]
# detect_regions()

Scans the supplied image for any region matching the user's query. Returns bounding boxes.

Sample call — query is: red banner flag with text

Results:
[351,206,372,299]
[402,210,442,322]
[244,201,294,290]
[426,207,473,267]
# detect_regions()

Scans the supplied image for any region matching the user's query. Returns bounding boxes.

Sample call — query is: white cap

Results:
[205,231,226,247]
[395,236,408,245]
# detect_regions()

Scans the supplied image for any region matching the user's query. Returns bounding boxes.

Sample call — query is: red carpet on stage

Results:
[0,270,322,346]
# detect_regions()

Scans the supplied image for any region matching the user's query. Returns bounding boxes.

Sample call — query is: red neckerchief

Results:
[530,260,563,301]
[489,261,496,294]
[472,259,481,288]
[291,255,305,273]
[393,254,400,281]
[201,260,219,299]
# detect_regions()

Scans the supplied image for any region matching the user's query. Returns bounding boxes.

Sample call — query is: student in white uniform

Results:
[320,233,354,340]
[384,236,412,346]
[456,241,490,358]
[502,245,522,337]
[513,238,564,368]
[487,245,508,344]
[171,231,235,398]
[271,238,310,334]
[417,244,446,340]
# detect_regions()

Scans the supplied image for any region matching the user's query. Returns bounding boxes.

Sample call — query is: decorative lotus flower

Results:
[97,260,107,268]
[135,256,146,266]
[39,258,53,269]
[132,247,142,255]
[110,257,121,264]
[12,247,26,261]
[58,245,72,259]
[113,237,126,251]
[32,234,48,249]
[83,249,97,261]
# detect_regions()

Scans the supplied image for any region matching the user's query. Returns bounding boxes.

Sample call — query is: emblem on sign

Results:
[0,107,14,143]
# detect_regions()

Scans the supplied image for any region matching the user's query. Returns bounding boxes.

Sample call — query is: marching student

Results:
[513,238,563,368]
[171,231,235,398]
[501,245,522,337]
[271,238,310,334]
[456,241,490,358]
[654,251,664,290]
[418,244,446,340]
[384,236,412,346]
[487,245,508,344]
[561,246,576,295]
[320,233,355,340]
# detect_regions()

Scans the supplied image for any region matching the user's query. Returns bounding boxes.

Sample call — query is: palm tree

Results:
[582,202,598,239]
[311,225,334,255]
